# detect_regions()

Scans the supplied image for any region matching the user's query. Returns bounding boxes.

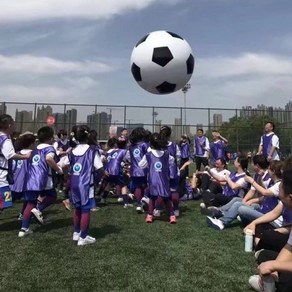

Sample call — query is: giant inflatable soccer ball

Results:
[130,30,194,94]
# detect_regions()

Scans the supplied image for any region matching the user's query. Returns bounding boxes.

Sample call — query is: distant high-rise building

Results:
[66,109,77,132]
[15,110,33,133]
[87,111,110,140]
[213,114,223,128]
[0,103,6,115]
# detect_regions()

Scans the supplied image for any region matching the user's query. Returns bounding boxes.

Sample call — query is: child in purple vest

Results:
[0,114,30,214]
[129,127,148,213]
[100,137,130,208]
[11,133,36,219]
[62,125,104,246]
[209,130,228,167]
[160,125,181,217]
[19,126,63,237]
[139,132,176,224]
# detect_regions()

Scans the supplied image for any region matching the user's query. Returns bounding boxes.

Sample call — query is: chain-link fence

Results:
[1,101,292,157]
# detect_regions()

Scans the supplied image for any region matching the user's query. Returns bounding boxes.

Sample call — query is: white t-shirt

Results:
[209,168,231,180]
[62,144,103,198]
[267,181,281,197]
[260,132,280,160]
[0,133,16,187]
[250,170,271,191]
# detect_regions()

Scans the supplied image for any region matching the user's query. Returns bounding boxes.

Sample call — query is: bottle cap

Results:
[245,229,253,236]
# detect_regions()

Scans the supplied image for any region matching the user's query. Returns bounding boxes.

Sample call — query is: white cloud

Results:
[0,0,185,23]
[0,54,115,75]
[197,53,292,79]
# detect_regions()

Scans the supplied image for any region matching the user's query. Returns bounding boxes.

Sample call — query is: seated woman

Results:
[248,169,292,292]
[200,154,248,211]
[206,160,282,231]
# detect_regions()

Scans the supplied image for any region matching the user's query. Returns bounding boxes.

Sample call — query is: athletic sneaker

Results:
[31,208,44,224]
[169,215,177,224]
[236,215,242,222]
[77,235,96,246]
[174,210,180,217]
[141,196,150,205]
[18,228,33,238]
[203,206,223,218]
[128,193,135,200]
[73,232,81,241]
[248,275,275,292]
[117,197,123,202]
[17,213,23,221]
[145,214,153,223]
[206,216,224,230]
[124,203,133,209]
[200,203,211,215]
[254,249,265,260]
[136,206,144,213]
[153,209,161,217]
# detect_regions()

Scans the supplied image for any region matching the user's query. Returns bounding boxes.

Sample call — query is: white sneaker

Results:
[124,203,133,209]
[254,249,265,260]
[153,209,161,217]
[206,216,224,230]
[128,193,135,200]
[136,206,144,213]
[18,228,33,238]
[174,210,180,217]
[200,202,206,209]
[31,208,44,224]
[236,215,242,222]
[117,197,123,202]
[73,232,81,241]
[248,275,263,292]
[77,235,96,246]
[141,197,150,205]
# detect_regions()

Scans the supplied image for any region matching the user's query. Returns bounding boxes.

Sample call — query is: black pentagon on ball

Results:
[131,63,142,81]
[156,81,176,94]
[166,31,184,40]
[186,54,195,74]
[152,47,173,67]
[135,34,150,47]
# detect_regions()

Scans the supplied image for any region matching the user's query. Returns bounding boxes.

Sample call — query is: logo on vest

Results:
[112,152,118,159]
[32,155,40,165]
[73,163,82,175]
[17,160,23,168]
[154,162,162,172]
[133,148,140,158]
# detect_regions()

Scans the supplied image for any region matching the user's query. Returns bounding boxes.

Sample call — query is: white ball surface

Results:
[130,30,194,95]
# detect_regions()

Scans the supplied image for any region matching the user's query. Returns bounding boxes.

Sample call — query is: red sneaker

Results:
[169,215,177,224]
[145,214,153,223]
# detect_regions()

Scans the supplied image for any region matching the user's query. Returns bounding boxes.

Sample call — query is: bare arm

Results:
[245,175,276,197]
[46,156,63,174]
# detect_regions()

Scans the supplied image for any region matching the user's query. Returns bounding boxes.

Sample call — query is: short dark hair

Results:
[0,114,14,130]
[252,154,269,169]
[197,128,204,133]
[160,125,172,138]
[266,121,275,131]
[57,129,67,138]
[37,126,54,143]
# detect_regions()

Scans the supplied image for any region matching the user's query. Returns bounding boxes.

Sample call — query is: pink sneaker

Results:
[145,214,153,223]
[169,215,177,224]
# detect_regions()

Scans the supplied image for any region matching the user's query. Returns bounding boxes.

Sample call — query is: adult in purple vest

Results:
[248,169,292,292]
[194,128,210,171]
[139,132,176,224]
[19,126,63,238]
[257,122,280,161]
[209,130,228,167]
[129,127,148,213]
[0,114,30,212]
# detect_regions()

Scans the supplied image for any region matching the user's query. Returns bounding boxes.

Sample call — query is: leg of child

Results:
[22,200,36,229]
[73,207,81,234]
[80,209,90,239]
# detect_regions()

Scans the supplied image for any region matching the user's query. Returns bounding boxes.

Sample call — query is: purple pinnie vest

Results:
[210,140,226,163]
[105,149,128,176]
[259,196,279,214]
[129,142,148,177]
[262,134,274,158]
[25,146,56,191]
[194,136,206,156]
[282,206,292,226]
[165,142,179,179]
[180,142,190,159]
[69,147,96,206]
[146,151,170,197]
[57,140,70,152]
[223,172,246,197]
[11,157,29,192]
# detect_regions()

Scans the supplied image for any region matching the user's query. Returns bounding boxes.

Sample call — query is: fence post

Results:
[235,109,239,152]
[123,106,127,128]
[33,103,37,134]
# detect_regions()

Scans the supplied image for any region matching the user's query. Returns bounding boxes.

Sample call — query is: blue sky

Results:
[1,0,292,111]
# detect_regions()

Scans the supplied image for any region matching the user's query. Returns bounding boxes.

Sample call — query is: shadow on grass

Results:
[90,224,121,239]
[34,217,72,233]
[0,219,21,231]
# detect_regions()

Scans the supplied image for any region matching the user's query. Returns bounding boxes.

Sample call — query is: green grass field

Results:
[0,197,257,292]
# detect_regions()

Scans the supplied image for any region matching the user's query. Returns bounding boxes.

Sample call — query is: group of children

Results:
[1,113,292,290]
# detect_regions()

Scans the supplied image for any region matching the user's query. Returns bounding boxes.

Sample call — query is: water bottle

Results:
[244,229,253,252]
[262,275,276,292]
